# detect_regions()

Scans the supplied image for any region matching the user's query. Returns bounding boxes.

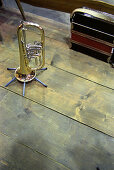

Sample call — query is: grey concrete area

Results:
[2,0,70,24]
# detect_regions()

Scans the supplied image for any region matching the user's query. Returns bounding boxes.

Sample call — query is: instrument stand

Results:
[5,68,47,96]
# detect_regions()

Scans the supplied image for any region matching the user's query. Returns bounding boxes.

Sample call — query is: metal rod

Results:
[40,68,47,70]
[34,77,47,87]
[15,0,26,21]
[23,81,26,96]
[7,68,16,70]
[5,77,16,87]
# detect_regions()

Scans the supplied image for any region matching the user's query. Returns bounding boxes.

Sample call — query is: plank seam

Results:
[0,131,70,170]
[46,63,114,91]
[0,85,113,138]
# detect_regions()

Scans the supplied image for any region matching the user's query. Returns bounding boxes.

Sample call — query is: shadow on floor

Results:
[0,135,65,170]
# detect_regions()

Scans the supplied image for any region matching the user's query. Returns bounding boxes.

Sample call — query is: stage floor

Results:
[0,7,114,170]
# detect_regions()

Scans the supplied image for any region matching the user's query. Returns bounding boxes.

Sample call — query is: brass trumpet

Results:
[16,21,45,82]
[5,21,47,96]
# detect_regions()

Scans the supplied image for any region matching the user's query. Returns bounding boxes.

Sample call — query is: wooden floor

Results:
[0,7,114,170]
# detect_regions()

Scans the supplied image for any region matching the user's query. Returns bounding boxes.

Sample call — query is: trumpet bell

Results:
[15,67,36,82]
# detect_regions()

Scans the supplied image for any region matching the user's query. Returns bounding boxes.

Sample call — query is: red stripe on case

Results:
[71,32,112,54]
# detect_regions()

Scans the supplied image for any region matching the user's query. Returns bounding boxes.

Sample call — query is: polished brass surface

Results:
[16,21,45,82]
[15,67,36,82]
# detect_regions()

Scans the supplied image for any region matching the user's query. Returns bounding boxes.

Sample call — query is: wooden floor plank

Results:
[0,8,114,138]
[1,63,114,137]
[0,133,68,170]
[0,8,113,90]
[45,38,114,90]
[0,87,114,170]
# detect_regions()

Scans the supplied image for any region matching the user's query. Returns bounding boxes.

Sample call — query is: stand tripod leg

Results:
[7,68,16,70]
[40,68,47,70]
[5,77,16,87]
[23,81,26,96]
[15,0,26,21]
[34,77,47,87]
